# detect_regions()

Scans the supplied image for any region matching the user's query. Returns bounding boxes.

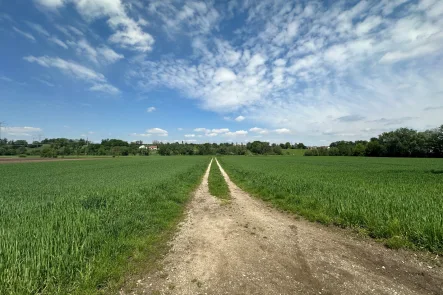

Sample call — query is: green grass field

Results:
[281,149,306,156]
[0,157,209,295]
[208,159,230,200]
[218,156,443,253]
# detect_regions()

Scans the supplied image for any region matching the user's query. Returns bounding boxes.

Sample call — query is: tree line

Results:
[1,124,441,158]
[0,137,305,157]
[305,125,443,158]
[157,141,306,156]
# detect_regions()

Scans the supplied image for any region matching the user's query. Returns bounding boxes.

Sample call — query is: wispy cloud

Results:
[36,0,154,52]
[25,21,50,37]
[148,1,221,36]
[24,55,119,94]
[0,75,14,82]
[13,26,36,41]
[68,39,124,65]
[423,106,443,111]
[49,36,68,49]
[0,126,42,137]
[33,77,55,87]
[146,106,156,113]
[336,115,366,122]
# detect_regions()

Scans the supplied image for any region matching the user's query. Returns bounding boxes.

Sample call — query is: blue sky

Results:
[0,0,442,145]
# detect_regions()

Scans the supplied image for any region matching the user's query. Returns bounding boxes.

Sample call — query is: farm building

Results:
[149,146,158,150]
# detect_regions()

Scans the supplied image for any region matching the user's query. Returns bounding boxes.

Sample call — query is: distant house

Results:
[149,146,158,150]
[139,145,147,149]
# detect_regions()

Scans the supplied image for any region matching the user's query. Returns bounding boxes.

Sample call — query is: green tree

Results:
[273,145,283,155]
[353,143,366,156]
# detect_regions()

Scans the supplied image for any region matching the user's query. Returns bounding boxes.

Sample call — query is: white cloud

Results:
[34,0,154,52]
[147,128,168,136]
[13,27,36,41]
[177,128,183,131]
[194,128,209,132]
[148,0,221,36]
[146,106,156,113]
[24,55,119,95]
[34,0,65,9]
[68,39,122,65]
[249,127,269,134]
[211,128,229,134]
[24,55,104,81]
[98,46,124,63]
[214,67,236,83]
[184,134,195,138]
[49,36,68,49]
[275,128,291,134]
[1,126,42,137]
[235,115,245,122]
[224,130,248,136]
[67,25,83,36]
[90,83,120,95]
[25,21,50,37]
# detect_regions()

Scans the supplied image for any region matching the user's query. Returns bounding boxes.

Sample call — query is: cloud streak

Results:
[24,55,119,94]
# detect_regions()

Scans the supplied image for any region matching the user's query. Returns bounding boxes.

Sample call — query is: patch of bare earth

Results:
[122,159,443,295]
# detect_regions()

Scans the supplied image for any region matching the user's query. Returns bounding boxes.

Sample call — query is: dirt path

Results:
[125,159,443,295]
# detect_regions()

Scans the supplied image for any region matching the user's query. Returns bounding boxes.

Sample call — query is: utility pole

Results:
[85,137,88,156]
[38,134,43,148]
[0,121,6,145]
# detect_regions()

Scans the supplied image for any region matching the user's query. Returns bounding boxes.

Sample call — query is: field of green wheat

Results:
[218,156,443,253]
[0,157,209,295]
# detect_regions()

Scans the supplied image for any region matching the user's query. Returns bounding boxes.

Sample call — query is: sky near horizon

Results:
[0,0,442,145]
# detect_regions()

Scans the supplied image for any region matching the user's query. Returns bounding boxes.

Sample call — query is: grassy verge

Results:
[0,157,209,295]
[208,158,230,200]
[218,156,443,253]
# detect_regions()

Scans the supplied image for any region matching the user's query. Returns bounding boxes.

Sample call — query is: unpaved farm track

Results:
[124,159,443,295]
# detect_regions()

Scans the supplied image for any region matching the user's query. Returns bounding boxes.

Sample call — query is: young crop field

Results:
[0,157,209,295]
[218,156,443,253]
